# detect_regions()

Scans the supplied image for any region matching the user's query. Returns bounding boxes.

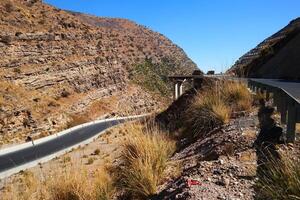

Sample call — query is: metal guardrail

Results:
[248,79,300,143]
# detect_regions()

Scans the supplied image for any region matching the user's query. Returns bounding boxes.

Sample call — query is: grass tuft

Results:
[116,124,176,199]
[222,81,252,112]
[256,152,300,200]
[94,167,115,200]
[185,90,231,137]
[47,169,93,200]
[184,81,252,138]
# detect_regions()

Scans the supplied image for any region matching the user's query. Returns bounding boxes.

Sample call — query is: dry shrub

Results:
[117,124,176,199]
[256,152,300,200]
[4,2,14,13]
[186,91,231,137]
[222,81,252,112]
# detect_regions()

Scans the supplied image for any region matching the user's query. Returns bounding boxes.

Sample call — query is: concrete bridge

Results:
[168,70,203,100]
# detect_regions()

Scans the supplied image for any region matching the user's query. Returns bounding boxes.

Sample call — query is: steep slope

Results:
[228,17,300,79]
[0,0,197,145]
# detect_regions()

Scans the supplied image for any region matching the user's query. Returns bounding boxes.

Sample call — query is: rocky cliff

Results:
[228,17,300,79]
[0,0,197,145]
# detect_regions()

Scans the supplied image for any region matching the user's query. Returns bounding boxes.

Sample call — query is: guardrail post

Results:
[277,93,288,124]
[286,99,297,143]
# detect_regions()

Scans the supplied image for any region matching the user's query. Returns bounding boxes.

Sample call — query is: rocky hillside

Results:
[228,17,300,79]
[0,0,197,145]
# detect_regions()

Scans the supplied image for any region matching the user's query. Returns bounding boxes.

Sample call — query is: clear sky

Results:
[44,0,300,73]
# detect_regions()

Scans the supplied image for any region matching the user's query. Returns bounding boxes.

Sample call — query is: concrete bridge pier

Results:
[173,79,187,100]
[169,70,203,101]
[174,82,179,100]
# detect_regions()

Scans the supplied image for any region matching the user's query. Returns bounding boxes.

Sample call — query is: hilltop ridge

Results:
[228,17,300,79]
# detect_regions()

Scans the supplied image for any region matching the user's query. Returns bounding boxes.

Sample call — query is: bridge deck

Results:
[251,79,300,103]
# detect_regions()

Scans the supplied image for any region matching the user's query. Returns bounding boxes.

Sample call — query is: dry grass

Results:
[184,81,252,138]
[186,90,231,137]
[2,171,38,200]
[94,167,115,200]
[2,165,114,200]
[256,152,300,200]
[116,123,176,199]
[222,81,252,112]
[47,168,94,200]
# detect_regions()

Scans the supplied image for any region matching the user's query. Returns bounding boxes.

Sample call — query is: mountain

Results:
[0,0,197,144]
[228,17,300,79]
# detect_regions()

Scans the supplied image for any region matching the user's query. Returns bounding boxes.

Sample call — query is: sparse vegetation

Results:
[87,157,95,165]
[94,148,101,155]
[4,2,14,13]
[62,156,71,163]
[61,89,71,98]
[256,152,300,200]
[1,35,12,45]
[129,58,186,97]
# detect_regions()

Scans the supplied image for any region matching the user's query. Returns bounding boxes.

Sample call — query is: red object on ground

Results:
[187,179,201,187]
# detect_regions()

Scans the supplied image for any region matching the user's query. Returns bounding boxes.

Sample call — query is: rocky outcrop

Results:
[0,0,197,145]
[228,17,300,79]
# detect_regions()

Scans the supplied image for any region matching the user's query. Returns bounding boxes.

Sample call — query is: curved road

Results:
[0,118,127,178]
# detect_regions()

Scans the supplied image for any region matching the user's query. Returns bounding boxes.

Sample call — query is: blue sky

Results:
[45,0,300,73]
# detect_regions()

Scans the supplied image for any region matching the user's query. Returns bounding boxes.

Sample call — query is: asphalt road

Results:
[0,119,124,173]
[250,78,300,103]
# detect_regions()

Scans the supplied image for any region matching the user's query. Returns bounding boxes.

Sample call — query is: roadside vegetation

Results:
[2,165,114,200]
[185,80,252,138]
[256,152,300,200]
[115,124,176,199]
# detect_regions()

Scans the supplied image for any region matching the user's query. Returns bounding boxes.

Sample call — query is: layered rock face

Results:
[228,17,300,79]
[0,0,196,144]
